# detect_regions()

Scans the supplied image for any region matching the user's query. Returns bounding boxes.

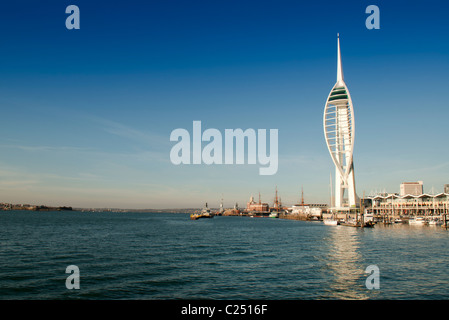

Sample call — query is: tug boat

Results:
[190,203,214,220]
[200,203,213,218]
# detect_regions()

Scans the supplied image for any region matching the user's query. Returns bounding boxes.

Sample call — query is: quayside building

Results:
[365,193,449,217]
[364,182,449,218]
[246,195,270,214]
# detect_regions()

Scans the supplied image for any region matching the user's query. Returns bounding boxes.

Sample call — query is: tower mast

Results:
[337,33,344,85]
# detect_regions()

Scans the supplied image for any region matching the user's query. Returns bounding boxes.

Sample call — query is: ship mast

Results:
[219,195,224,214]
[301,186,304,206]
[274,186,279,210]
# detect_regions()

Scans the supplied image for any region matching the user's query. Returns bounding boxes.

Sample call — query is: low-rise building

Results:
[366,192,449,216]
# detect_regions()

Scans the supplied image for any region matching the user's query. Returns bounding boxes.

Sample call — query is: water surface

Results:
[1,211,448,299]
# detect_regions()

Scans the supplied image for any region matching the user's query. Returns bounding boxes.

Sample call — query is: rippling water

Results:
[1,211,449,299]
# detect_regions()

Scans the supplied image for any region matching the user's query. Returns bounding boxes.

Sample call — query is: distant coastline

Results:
[76,208,200,213]
[0,203,73,211]
[0,203,200,213]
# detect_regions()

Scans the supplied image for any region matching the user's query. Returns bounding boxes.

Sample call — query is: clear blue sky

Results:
[0,0,448,208]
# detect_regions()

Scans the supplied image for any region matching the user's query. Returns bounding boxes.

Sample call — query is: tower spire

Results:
[337,33,344,85]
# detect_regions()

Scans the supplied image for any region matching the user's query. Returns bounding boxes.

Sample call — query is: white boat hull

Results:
[323,219,338,226]
[409,219,427,226]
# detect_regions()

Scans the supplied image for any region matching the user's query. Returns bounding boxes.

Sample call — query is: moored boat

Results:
[340,218,374,228]
[269,211,279,218]
[428,218,443,226]
[323,212,339,225]
[409,217,427,226]
[323,219,339,226]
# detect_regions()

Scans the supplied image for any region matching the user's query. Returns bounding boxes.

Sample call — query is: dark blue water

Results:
[1,211,449,299]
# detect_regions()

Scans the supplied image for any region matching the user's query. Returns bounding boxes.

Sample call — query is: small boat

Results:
[340,219,374,228]
[323,219,339,226]
[269,211,279,218]
[323,212,339,225]
[363,221,375,228]
[409,217,427,226]
[394,218,403,224]
[428,219,443,226]
[190,213,200,220]
[341,218,357,227]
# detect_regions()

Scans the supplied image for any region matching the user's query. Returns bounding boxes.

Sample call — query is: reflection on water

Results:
[323,226,368,299]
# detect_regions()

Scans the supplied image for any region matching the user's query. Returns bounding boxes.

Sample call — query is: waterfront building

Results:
[288,188,327,218]
[291,205,323,218]
[246,195,269,213]
[400,181,423,196]
[324,34,358,209]
[365,192,449,217]
[246,197,269,212]
[223,202,242,216]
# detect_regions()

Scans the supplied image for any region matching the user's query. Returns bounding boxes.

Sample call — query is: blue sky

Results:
[0,0,448,208]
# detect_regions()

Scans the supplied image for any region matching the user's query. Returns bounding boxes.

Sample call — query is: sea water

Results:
[1,211,448,300]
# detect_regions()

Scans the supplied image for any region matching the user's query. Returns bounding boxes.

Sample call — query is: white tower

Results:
[323,34,358,208]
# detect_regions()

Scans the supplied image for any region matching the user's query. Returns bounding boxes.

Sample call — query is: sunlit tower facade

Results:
[323,34,358,208]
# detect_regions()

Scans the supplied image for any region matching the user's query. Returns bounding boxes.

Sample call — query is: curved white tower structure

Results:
[324,34,357,208]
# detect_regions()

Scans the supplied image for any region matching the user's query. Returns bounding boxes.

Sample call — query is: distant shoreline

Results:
[0,203,73,212]
[0,203,201,213]
[76,208,200,213]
